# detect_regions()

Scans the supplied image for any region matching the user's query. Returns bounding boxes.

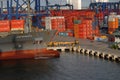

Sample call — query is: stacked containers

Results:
[74,23,87,39]
[57,17,66,32]
[74,24,80,38]
[108,12,119,34]
[45,16,66,33]
[0,20,10,32]
[62,10,79,31]
[79,24,87,39]
[73,10,99,39]
[74,18,98,39]
[96,12,104,28]
[49,10,100,39]
[86,11,95,19]
[82,19,93,37]
[51,18,58,29]
[66,16,74,30]
[11,20,24,31]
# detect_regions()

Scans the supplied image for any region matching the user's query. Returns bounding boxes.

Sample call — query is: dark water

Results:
[0,52,120,80]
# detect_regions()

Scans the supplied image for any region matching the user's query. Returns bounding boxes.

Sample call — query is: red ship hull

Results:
[0,49,60,60]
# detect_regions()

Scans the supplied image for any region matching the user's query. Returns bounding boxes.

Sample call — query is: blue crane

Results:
[89,1,120,13]
[0,0,50,28]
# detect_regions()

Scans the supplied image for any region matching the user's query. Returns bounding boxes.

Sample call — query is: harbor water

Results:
[0,52,120,80]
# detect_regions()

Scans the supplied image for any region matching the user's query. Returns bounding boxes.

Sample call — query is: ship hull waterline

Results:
[0,48,60,60]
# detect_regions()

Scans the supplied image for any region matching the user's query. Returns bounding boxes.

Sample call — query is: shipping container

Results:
[0,20,10,32]
[45,16,66,33]
[108,14,119,34]
[74,24,87,39]
[11,20,24,31]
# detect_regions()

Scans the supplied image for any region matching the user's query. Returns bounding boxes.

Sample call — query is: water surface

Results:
[0,52,120,80]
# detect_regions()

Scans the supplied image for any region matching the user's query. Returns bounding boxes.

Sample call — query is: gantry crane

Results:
[0,0,50,29]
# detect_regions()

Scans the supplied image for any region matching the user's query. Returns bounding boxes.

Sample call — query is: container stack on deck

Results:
[0,20,24,36]
[0,20,10,32]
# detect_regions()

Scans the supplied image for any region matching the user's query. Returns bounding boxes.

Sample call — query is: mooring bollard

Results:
[99,53,105,58]
[47,46,120,62]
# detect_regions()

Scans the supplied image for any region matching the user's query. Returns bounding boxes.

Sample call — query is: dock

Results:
[47,36,120,62]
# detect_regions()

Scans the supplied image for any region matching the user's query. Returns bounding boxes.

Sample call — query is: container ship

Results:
[0,0,61,60]
[0,20,60,60]
[0,10,60,60]
[0,31,60,60]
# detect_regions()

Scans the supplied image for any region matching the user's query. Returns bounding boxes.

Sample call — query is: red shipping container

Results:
[68,32,73,37]
[0,20,10,32]
[47,17,66,33]
[11,20,24,30]
[79,34,87,39]
[78,31,87,39]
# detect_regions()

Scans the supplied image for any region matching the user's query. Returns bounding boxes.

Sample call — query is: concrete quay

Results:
[47,36,120,62]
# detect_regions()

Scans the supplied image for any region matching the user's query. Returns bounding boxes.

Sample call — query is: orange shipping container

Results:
[74,24,87,39]
[108,21,116,28]
[0,20,10,32]
[108,17,119,29]
[108,17,118,34]
[11,20,24,31]
[79,32,87,39]
[51,19,58,29]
